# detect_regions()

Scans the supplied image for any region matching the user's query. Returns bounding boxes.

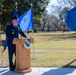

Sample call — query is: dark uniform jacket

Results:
[6,23,27,45]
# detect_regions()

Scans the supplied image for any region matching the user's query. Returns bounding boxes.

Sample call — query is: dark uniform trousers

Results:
[6,23,27,71]
[8,44,16,71]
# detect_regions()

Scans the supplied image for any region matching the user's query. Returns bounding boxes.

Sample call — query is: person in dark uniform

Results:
[5,16,27,71]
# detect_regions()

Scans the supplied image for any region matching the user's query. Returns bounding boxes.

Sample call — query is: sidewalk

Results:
[0,67,76,75]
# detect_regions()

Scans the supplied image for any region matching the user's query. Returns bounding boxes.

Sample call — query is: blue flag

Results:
[65,6,76,31]
[3,8,33,50]
[13,8,18,18]
[3,37,8,50]
[3,8,18,50]
[18,8,33,32]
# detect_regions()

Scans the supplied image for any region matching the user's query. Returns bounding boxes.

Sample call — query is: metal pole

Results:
[15,2,22,39]
[0,5,2,66]
[0,4,4,67]
[15,2,18,18]
[0,23,3,67]
[30,3,37,60]
[0,25,3,67]
[0,4,8,67]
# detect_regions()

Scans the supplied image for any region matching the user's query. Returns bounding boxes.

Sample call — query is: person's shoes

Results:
[10,69,14,71]
[10,65,15,71]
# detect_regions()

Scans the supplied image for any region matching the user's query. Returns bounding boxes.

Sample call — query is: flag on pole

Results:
[3,8,33,50]
[13,8,18,18]
[18,8,33,32]
[3,37,8,50]
[3,8,18,50]
[65,6,76,31]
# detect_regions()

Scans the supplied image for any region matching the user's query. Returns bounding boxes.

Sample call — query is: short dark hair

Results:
[11,16,17,20]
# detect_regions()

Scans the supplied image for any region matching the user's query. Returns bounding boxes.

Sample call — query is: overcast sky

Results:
[51,0,57,4]
[46,0,58,14]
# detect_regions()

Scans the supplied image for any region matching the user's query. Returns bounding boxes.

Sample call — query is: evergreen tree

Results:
[0,0,49,31]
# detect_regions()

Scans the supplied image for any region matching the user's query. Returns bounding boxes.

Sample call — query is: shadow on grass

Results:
[42,59,76,75]
[62,59,76,68]
[37,32,76,41]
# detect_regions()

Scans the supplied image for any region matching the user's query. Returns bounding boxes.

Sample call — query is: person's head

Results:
[11,16,18,26]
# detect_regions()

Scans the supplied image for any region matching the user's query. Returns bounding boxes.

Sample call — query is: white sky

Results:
[46,0,58,14]
[50,0,57,4]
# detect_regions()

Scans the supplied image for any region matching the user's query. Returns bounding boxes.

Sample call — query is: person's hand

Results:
[25,39,30,45]
[13,38,18,40]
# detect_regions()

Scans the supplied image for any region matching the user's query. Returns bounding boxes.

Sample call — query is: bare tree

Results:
[48,0,76,31]
[43,14,58,32]
[57,0,76,7]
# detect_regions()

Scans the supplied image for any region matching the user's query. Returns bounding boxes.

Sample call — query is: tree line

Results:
[0,0,76,32]
[0,0,49,31]
[40,0,76,32]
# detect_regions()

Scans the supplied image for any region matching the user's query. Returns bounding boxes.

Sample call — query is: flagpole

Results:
[15,2,18,9]
[15,2,18,18]
[0,4,3,67]
[0,23,3,67]
[30,3,37,60]
[15,2,21,39]
[0,4,7,67]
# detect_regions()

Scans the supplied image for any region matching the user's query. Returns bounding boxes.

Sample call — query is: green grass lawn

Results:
[1,31,76,67]
[33,32,76,50]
